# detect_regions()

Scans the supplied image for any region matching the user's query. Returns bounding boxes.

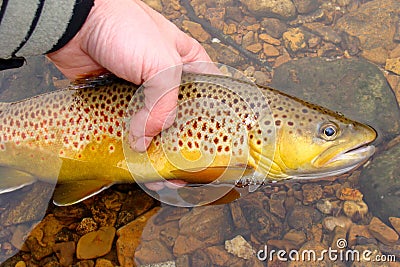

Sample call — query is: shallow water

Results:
[0,0,400,266]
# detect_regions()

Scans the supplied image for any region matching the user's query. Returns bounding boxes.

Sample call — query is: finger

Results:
[129,64,182,151]
[176,36,221,75]
[144,182,165,191]
[144,180,187,192]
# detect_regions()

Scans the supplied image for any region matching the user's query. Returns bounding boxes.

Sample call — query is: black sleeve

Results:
[0,0,94,70]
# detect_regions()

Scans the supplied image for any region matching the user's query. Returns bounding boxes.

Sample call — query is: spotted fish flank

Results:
[0,73,377,205]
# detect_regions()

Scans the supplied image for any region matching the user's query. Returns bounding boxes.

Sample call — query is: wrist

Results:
[46,0,95,54]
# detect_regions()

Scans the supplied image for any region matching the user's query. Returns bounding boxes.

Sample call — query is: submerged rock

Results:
[135,240,174,265]
[335,0,399,62]
[342,200,368,221]
[0,182,54,226]
[76,226,116,260]
[117,207,160,267]
[287,205,322,230]
[240,0,297,19]
[53,241,75,267]
[368,217,399,246]
[301,184,323,205]
[348,224,373,247]
[271,57,400,144]
[389,217,400,235]
[322,216,352,232]
[173,205,231,255]
[360,142,400,222]
[224,235,254,260]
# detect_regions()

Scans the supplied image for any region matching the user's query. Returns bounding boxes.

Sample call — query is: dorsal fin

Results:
[70,73,133,89]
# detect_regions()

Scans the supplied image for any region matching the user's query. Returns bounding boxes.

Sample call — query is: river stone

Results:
[239,0,297,20]
[0,181,54,226]
[335,0,399,52]
[360,142,400,223]
[76,226,116,260]
[271,57,400,145]
[173,205,231,255]
[0,56,60,101]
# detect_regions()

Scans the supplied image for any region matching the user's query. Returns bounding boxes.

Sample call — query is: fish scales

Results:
[0,73,376,205]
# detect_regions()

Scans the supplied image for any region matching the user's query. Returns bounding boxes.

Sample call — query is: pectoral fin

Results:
[171,165,254,184]
[53,180,114,206]
[0,167,36,194]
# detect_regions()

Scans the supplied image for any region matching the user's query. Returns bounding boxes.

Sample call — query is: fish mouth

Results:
[313,139,376,173]
[286,143,375,180]
[325,143,375,166]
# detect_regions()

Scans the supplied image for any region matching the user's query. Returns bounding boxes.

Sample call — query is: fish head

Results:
[279,119,376,178]
[251,95,377,180]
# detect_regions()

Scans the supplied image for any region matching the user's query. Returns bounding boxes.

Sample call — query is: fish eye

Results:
[319,123,338,140]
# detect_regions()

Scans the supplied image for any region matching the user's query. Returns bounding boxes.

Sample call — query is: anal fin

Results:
[0,167,36,194]
[53,180,114,206]
[171,165,254,184]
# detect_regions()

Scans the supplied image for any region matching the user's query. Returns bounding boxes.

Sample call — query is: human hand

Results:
[47,0,219,152]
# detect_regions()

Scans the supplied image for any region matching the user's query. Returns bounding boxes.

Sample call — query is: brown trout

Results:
[0,73,376,205]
